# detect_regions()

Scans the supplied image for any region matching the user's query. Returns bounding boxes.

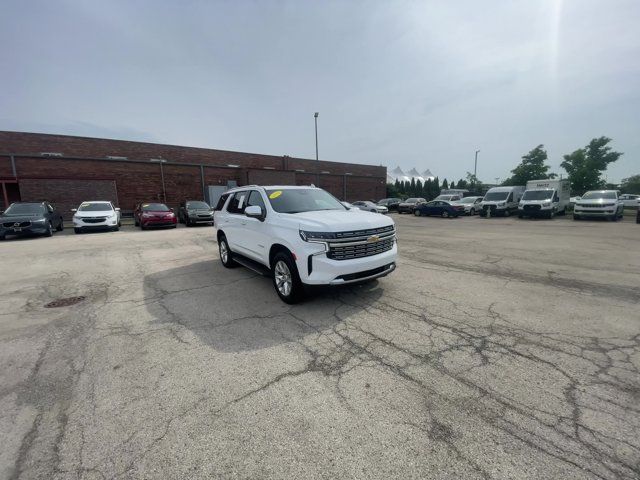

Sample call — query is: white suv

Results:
[573,190,624,221]
[72,201,121,233]
[214,185,397,303]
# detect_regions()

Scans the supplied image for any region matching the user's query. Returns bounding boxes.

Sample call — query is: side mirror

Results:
[245,205,263,220]
[170,208,174,212]
[71,208,77,212]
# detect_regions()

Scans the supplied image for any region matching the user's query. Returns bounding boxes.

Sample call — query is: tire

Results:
[112,226,120,232]
[414,209,421,217]
[56,220,63,231]
[272,252,304,304]
[504,210,511,217]
[140,223,146,230]
[218,235,237,268]
[134,218,139,227]
[573,214,580,220]
[74,228,81,234]
[548,210,555,219]
[45,222,53,237]
[518,214,523,219]
[186,218,192,227]
[441,211,450,218]
[470,208,475,216]
[0,235,5,241]
[609,215,617,222]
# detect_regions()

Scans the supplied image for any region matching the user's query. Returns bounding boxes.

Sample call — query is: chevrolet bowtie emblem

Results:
[367,235,380,243]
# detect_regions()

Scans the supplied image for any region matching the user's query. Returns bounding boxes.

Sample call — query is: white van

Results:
[518,179,570,219]
[480,186,525,217]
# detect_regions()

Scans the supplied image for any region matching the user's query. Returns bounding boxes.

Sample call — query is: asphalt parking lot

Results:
[1,215,639,480]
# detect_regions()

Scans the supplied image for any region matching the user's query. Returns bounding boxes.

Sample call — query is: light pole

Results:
[474,149,480,179]
[314,112,319,161]
[150,159,167,203]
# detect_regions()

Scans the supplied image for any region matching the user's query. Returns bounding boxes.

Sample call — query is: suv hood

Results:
[287,209,394,232]
[0,214,46,223]
[75,210,116,217]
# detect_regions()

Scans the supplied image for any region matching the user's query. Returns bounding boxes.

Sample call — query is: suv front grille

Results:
[327,236,395,260]
[82,217,107,223]
[523,205,541,211]
[3,221,32,228]
[334,225,394,240]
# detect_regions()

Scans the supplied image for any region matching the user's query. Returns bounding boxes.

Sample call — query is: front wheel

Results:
[469,208,475,215]
[45,222,53,237]
[57,220,64,231]
[414,209,421,217]
[272,252,304,304]
[441,211,450,218]
[573,214,580,220]
[74,228,81,234]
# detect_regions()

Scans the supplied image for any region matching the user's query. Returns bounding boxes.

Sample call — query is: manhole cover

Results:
[44,296,86,308]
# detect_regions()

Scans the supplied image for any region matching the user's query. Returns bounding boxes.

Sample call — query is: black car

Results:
[397,197,426,214]
[377,197,402,211]
[0,202,64,240]
[413,200,465,218]
[178,200,214,226]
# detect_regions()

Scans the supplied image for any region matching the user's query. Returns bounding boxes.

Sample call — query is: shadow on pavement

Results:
[143,258,384,352]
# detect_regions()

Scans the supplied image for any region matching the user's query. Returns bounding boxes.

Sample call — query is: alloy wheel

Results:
[274,260,292,297]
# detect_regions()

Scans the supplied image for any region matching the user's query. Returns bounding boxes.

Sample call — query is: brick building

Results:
[0,131,387,217]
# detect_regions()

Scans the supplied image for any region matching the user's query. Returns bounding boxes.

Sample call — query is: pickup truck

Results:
[214,185,397,303]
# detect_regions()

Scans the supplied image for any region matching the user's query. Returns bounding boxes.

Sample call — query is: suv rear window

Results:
[227,191,249,214]
[214,194,230,211]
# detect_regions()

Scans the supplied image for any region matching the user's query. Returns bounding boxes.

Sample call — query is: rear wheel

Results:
[504,210,511,217]
[219,235,237,268]
[57,220,64,231]
[441,211,450,218]
[573,214,580,220]
[414,209,421,217]
[272,252,304,304]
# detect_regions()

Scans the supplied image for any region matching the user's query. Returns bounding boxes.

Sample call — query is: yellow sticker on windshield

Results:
[80,202,90,207]
[269,191,282,199]
[142,204,150,207]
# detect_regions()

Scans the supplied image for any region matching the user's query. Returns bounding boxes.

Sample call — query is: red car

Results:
[134,203,177,229]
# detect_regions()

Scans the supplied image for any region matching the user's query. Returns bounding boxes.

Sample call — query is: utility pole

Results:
[150,159,167,203]
[474,150,480,179]
[314,112,319,161]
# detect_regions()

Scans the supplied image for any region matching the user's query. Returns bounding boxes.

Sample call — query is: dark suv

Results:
[0,202,64,240]
[178,200,214,226]
[377,198,402,211]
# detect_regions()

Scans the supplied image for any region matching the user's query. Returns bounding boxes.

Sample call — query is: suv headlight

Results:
[542,202,551,207]
[299,230,337,241]
[498,202,506,207]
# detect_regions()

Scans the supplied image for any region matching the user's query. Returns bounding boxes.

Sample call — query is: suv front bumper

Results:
[300,243,398,285]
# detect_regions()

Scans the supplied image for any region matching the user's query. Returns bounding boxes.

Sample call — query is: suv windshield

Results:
[79,202,113,211]
[458,197,477,204]
[484,192,509,201]
[186,201,210,209]
[141,203,170,211]
[266,188,346,214]
[522,190,553,200]
[582,191,616,200]
[404,198,420,203]
[4,204,45,215]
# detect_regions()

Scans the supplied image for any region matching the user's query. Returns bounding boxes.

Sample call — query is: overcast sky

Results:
[1,0,638,183]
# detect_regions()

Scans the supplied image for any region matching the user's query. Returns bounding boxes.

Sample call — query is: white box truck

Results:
[518,179,570,219]
[480,186,525,217]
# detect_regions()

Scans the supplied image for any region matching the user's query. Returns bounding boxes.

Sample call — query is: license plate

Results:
[13,227,22,232]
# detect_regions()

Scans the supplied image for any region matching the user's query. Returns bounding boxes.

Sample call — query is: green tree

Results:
[410,177,416,196]
[386,183,400,198]
[561,137,623,195]
[620,174,640,194]
[442,178,449,189]
[457,178,468,189]
[502,145,555,186]
[416,179,423,196]
[449,180,456,189]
